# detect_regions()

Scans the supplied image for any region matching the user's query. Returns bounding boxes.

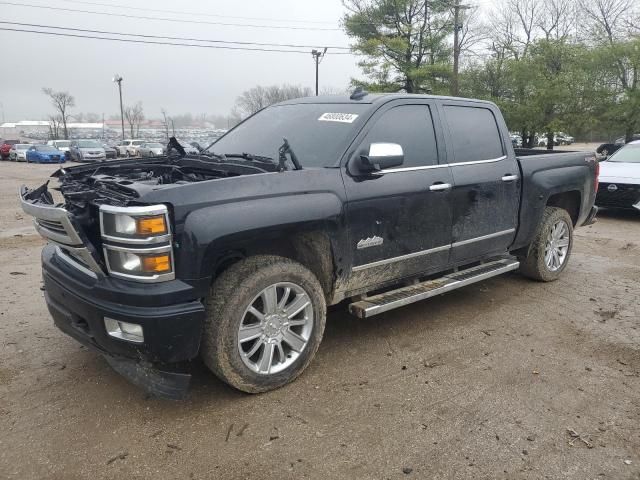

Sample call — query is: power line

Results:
[58,0,342,25]
[0,2,342,31]
[0,26,355,54]
[0,21,352,50]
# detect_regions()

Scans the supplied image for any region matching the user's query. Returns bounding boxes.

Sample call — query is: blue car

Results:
[26,145,66,164]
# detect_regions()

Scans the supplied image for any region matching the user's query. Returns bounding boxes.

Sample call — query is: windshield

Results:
[16,144,30,150]
[146,143,163,148]
[55,141,70,147]
[78,140,101,148]
[35,145,59,152]
[608,144,640,163]
[206,103,368,167]
[133,141,144,146]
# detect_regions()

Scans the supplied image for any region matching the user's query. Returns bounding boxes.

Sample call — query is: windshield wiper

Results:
[278,138,302,171]
[220,152,275,164]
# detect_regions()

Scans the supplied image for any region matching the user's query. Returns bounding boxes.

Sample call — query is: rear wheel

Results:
[518,207,573,282]
[201,255,326,393]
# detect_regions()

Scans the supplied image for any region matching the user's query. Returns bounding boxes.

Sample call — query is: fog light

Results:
[104,318,144,343]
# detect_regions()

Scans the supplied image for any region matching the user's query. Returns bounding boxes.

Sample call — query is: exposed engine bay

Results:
[49,155,277,213]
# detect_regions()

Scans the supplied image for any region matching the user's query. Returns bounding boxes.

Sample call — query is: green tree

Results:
[343,0,453,93]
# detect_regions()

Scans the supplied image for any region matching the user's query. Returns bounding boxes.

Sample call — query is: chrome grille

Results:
[20,186,103,275]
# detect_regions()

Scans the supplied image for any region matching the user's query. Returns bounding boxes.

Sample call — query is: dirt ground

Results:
[1,158,639,480]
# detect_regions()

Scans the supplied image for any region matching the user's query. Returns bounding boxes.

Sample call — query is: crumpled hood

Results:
[599,161,640,184]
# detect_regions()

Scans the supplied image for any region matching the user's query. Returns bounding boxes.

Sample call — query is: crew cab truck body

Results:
[20,93,598,398]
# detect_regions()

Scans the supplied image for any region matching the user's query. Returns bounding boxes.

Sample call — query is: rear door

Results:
[440,103,521,263]
[342,100,454,292]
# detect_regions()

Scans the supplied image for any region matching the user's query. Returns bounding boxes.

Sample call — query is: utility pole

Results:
[311,48,327,96]
[451,0,470,97]
[112,74,125,140]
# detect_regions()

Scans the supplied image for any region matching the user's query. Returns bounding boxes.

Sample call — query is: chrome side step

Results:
[348,257,520,318]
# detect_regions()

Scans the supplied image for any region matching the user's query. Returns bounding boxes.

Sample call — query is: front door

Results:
[342,101,454,294]
[440,103,521,263]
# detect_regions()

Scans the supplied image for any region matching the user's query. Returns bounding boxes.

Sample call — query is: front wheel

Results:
[201,255,326,393]
[518,207,573,282]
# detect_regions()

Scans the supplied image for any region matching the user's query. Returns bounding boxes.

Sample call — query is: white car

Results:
[596,140,640,211]
[9,144,30,161]
[138,142,165,157]
[116,139,144,157]
[46,139,71,153]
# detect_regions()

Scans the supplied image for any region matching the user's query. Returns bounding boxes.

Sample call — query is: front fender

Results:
[175,192,344,279]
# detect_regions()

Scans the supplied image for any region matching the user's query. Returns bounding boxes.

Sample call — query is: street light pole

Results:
[311,48,327,96]
[112,74,125,140]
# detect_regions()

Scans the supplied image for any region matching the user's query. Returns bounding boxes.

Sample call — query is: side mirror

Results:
[358,143,404,172]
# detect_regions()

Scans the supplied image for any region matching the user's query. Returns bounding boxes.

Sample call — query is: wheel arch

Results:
[208,228,337,302]
[546,190,581,225]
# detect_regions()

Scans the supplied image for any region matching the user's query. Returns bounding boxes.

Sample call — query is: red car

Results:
[1,140,20,160]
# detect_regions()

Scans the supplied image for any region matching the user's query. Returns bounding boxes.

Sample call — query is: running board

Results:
[348,257,520,319]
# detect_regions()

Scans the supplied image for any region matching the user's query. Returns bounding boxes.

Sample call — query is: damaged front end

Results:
[19,155,260,399]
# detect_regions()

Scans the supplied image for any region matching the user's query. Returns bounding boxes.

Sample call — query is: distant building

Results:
[0,120,109,140]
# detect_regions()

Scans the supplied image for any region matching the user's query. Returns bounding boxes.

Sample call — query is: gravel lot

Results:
[1,158,639,480]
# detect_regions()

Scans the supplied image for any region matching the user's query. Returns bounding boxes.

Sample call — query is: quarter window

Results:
[443,105,504,163]
[360,105,439,168]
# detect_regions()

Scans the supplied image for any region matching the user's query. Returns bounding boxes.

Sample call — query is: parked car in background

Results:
[556,132,574,145]
[596,133,640,157]
[68,139,106,162]
[596,140,640,210]
[101,143,118,159]
[46,140,72,153]
[9,144,30,161]
[510,134,522,148]
[1,139,21,160]
[138,142,165,157]
[115,139,144,157]
[26,145,66,164]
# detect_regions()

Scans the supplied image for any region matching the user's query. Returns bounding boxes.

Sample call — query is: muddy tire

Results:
[518,207,573,282]
[201,255,326,393]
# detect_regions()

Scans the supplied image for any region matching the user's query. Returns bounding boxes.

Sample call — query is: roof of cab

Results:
[277,93,496,107]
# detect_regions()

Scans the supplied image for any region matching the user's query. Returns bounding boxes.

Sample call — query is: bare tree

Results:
[124,102,144,138]
[47,115,62,140]
[579,0,635,43]
[42,88,75,139]
[234,84,313,118]
[160,108,170,140]
[510,0,539,57]
[536,0,577,40]
[458,7,489,61]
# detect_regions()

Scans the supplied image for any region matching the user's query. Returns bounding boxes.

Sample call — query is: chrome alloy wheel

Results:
[238,282,314,375]
[544,220,570,271]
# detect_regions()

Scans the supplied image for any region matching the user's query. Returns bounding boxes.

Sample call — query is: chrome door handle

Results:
[501,175,519,182]
[429,183,452,192]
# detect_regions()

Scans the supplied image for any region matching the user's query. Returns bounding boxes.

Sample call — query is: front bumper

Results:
[43,245,206,364]
[596,182,640,209]
[42,245,206,398]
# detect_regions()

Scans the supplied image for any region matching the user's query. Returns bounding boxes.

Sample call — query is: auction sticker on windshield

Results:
[318,113,359,123]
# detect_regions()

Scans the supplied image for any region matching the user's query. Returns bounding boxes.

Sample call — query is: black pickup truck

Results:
[20,92,599,398]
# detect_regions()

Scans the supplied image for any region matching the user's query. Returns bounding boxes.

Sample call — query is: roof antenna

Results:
[350,86,368,100]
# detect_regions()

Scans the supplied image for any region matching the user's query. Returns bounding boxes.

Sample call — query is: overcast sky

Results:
[0,0,497,122]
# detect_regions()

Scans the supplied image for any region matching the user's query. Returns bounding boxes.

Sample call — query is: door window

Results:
[360,105,439,168]
[443,106,504,163]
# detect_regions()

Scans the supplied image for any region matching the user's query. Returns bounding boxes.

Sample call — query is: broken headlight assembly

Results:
[100,204,175,282]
